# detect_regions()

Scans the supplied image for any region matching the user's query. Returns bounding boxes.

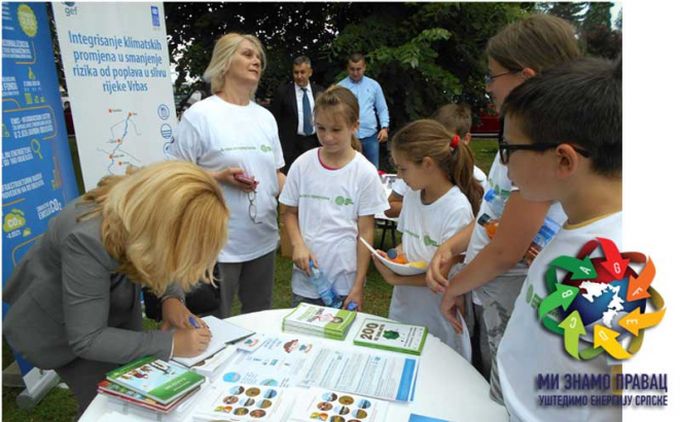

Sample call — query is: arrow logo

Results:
[558,310,586,359]
[627,257,655,302]
[618,307,665,336]
[550,256,597,280]
[538,284,581,320]
[597,237,630,280]
[593,325,631,359]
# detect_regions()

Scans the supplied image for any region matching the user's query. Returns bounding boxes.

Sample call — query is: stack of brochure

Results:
[98,356,205,413]
[283,303,356,340]
[353,318,428,356]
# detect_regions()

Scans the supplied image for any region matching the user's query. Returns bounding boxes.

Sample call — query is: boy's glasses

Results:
[498,140,591,165]
[247,190,261,224]
[484,70,519,84]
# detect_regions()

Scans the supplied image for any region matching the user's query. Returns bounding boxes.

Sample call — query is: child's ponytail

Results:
[448,137,483,215]
[392,119,483,214]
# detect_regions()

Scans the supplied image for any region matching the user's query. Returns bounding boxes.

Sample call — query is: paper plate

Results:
[359,237,427,276]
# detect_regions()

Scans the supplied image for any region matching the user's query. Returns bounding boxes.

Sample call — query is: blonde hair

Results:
[203,33,267,95]
[431,104,472,137]
[81,161,229,296]
[314,86,362,152]
[392,119,483,215]
[486,14,582,73]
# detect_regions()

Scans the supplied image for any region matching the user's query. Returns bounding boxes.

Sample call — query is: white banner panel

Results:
[53,2,177,190]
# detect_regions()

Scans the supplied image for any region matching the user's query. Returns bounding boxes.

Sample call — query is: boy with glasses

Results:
[496,57,622,421]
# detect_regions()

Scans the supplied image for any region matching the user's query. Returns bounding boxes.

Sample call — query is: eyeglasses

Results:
[498,139,591,165]
[484,70,519,85]
[247,190,261,224]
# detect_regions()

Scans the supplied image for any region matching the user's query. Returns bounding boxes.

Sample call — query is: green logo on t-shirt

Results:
[424,235,439,247]
[335,196,353,206]
[260,144,273,153]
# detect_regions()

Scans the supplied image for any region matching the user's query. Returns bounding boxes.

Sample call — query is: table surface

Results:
[81,309,508,422]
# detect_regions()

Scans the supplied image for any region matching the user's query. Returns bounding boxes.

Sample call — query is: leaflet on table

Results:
[298,347,419,402]
[97,379,200,414]
[408,414,452,422]
[190,345,238,377]
[105,356,205,404]
[353,318,428,355]
[191,383,292,421]
[173,316,254,368]
[289,387,388,422]
[218,336,319,388]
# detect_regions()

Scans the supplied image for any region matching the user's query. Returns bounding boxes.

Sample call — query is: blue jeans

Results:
[360,133,379,167]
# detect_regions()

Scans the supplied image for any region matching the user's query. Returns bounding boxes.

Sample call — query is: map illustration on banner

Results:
[53,2,177,190]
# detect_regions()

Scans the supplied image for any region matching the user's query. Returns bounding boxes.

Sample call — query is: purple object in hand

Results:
[387,248,398,259]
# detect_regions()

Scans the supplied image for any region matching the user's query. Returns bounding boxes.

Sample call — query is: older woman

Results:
[3,161,229,414]
[168,33,285,317]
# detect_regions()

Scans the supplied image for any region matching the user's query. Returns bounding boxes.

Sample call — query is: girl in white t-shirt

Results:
[372,119,483,358]
[280,86,389,310]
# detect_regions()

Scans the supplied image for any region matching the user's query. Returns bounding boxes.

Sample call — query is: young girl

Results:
[372,119,483,359]
[280,86,389,310]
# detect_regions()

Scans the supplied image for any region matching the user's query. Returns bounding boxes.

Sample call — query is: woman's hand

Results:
[211,167,257,192]
[172,327,212,357]
[160,298,207,330]
[292,243,316,276]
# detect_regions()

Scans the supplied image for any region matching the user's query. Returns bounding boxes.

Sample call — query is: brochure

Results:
[192,383,287,421]
[283,303,356,340]
[106,356,205,404]
[299,347,419,402]
[289,387,387,422]
[353,318,428,356]
[97,379,198,413]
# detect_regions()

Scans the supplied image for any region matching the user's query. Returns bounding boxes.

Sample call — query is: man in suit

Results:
[270,55,324,174]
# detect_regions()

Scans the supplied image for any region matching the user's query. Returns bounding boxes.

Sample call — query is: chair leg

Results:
[380,223,388,250]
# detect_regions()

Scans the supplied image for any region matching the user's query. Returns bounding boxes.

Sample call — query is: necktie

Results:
[302,87,313,136]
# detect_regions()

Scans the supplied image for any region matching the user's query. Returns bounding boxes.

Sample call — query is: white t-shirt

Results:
[473,165,488,191]
[465,153,567,304]
[167,95,285,262]
[280,148,389,297]
[389,186,473,356]
[497,212,622,422]
[390,178,408,197]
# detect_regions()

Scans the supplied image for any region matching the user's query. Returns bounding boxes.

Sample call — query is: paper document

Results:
[173,316,254,367]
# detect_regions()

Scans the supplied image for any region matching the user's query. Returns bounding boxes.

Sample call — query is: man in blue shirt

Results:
[338,53,390,167]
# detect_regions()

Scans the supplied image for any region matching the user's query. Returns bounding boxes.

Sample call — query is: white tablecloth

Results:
[80,309,508,422]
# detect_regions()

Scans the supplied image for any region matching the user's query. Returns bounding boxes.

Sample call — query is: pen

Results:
[188,316,201,329]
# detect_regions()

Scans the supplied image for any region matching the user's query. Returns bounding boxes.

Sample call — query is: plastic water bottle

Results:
[477,189,505,238]
[308,260,343,308]
[523,216,561,265]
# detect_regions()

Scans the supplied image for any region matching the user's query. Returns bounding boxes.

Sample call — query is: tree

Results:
[327,3,527,129]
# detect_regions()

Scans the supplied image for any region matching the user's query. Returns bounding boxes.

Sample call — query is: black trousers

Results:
[283,134,319,173]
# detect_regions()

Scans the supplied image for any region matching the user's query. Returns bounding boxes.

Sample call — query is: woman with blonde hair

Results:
[3,160,229,415]
[168,33,285,318]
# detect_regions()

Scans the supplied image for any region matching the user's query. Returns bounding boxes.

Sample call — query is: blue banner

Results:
[2,2,79,374]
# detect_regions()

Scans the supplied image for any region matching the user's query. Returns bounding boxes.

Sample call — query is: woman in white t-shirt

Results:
[167,33,285,317]
[372,119,483,358]
[280,86,388,310]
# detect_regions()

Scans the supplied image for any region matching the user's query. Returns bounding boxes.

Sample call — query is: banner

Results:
[53,2,177,190]
[2,2,80,377]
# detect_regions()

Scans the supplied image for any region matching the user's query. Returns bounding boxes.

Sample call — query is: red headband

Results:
[450,134,460,150]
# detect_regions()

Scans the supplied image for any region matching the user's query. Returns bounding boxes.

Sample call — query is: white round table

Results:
[80,309,508,421]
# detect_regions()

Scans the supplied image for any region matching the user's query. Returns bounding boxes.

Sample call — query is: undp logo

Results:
[537,237,665,360]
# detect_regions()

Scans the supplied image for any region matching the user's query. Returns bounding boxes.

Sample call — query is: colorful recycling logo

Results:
[537,237,664,360]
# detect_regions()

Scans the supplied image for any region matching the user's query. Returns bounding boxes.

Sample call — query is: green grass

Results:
[1,142,495,420]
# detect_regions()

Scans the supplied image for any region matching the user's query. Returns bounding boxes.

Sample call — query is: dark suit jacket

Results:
[270,81,324,168]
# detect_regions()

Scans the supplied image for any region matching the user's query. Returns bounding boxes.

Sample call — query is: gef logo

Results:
[63,2,77,16]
